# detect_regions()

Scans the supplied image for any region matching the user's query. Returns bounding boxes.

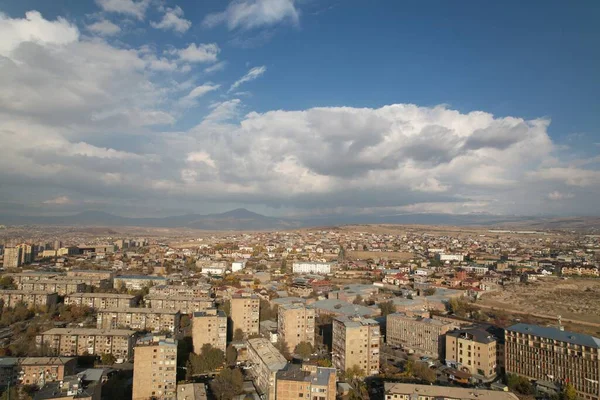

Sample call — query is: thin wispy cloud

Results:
[203,0,299,30]
[228,66,266,92]
[151,6,191,33]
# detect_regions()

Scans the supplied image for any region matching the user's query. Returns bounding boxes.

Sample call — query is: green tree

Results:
[218,300,231,317]
[275,340,291,360]
[226,345,238,366]
[210,368,244,400]
[506,374,533,395]
[101,353,116,365]
[413,361,435,382]
[294,342,313,359]
[560,383,578,400]
[423,287,437,296]
[378,300,396,317]
[344,365,365,382]
[233,328,244,341]
[352,295,364,305]
[188,344,225,374]
[259,299,277,321]
[0,277,15,289]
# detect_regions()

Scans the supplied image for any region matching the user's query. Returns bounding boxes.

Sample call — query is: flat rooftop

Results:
[384,383,519,400]
[507,323,600,349]
[97,307,180,315]
[40,328,135,336]
[247,338,287,371]
[66,293,135,298]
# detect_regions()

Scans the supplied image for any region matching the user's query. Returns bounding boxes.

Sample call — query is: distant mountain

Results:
[0,208,302,231]
[0,209,598,231]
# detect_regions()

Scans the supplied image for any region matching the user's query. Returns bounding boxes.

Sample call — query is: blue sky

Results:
[0,0,598,217]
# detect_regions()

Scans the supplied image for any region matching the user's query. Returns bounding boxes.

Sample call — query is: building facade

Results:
[231,294,260,337]
[19,280,85,296]
[276,364,336,400]
[292,262,334,275]
[332,315,380,376]
[65,293,136,309]
[192,309,227,354]
[505,323,600,400]
[383,383,519,400]
[277,303,315,354]
[0,290,58,309]
[96,308,181,333]
[145,294,214,314]
[445,328,497,379]
[36,328,136,359]
[386,313,453,358]
[2,247,21,268]
[132,335,178,400]
[246,338,287,400]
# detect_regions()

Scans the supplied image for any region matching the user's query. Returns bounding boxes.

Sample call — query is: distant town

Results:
[0,224,598,400]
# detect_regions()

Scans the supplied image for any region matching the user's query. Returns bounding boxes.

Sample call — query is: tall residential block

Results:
[3,247,21,268]
[246,338,287,400]
[64,292,136,309]
[276,364,336,400]
[332,315,380,376]
[133,335,178,400]
[386,313,453,358]
[277,303,315,354]
[192,309,227,354]
[445,328,498,379]
[505,323,600,400]
[18,244,33,265]
[96,308,181,333]
[231,294,260,337]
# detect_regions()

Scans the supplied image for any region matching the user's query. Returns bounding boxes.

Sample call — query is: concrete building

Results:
[0,290,58,309]
[0,357,77,387]
[145,294,214,314]
[292,262,334,275]
[132,335,177,400]
[200,266,227,276]
[332,315,380,376]
[65,293,136,309]
[4,271,58,284]
[276,364,336,400]
[505,323,600,400]
[34,371,102,400]
[3,247,21,268]
[67,270,114,284]
[445,328,497,379]
[436,254,465,262]
[18,244,34,265]
[192,309,227,354]
[386,313,453,358]
[176,383,207,400]
[383,383,519,400]
[231,294,260,337]
[96,308,181,333]
[231,261,246,273]
[36,328,136,359]
[19,280,85,296]
[246,338,287,400]
[113,275,169,291]
[277,303,315,354]
[149,284,211,298]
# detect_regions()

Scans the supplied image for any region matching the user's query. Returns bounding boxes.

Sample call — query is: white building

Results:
[437,254,465,262]
[231,261,247,273]
[292,262,334,275]
[201,265,227,275]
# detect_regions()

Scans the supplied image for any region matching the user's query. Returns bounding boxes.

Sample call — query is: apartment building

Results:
[176,383,207,400]
[561,266,600,277]
[292,262,334,275]
[113,275,169,291]
[132,335,178,400]
[56,276,112,290]
[67,270,115,282]
[277,303,315,353]
[19,280,85,296]
[0,357,76,386]
[65,293,136,309]
[149,284,211,298]
[18,244,34,265]
[96,308,181,333]
[386,313,453,358]
[332,315,380,376]
[4,271,58,284]
[383,383,519,400]
[231,294,260,337]
[36,328,136,359]
[445,328,497,379]
[246,338,287,400]
[192,309,227,354]
[505,323,600,400]
[0,290,58,309]
[2,247,21,268]
[145,294,214,314]
[276,364,336,400]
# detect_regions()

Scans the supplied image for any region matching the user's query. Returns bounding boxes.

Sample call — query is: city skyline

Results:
[0,0,599,218]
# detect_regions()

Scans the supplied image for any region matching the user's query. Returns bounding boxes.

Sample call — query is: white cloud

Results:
[179,84,220,107]
[87,19,121,36]
[95,0,150,20]
[150,6,191,33]
[531,167,600,187]
[229,65,266,92]
[0,11,79,56]
[547,191,575,201]
[170,43,220,63]
[203,0,299,30]
[43,196,74,205]
[204,61,227,74]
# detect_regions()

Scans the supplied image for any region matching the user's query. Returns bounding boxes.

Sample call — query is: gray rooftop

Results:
[312,299,378,317]
[507,323,600,349]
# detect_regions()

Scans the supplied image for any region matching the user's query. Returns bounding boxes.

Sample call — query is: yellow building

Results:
[276,364,336,400]
[332,315,380,376]
[445,328,497,379]
[132,335,178,400]
[231,294,260,337]
[277,303,315,354]
[192,309,227,354]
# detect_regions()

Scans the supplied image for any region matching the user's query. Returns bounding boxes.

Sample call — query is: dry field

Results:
[478,278,600,335]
